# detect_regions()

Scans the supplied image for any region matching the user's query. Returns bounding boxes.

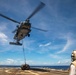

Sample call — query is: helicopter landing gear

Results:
[9,41,22,46]
[21,64,30,70]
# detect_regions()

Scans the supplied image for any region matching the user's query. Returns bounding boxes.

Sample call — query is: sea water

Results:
[31,65,69,70]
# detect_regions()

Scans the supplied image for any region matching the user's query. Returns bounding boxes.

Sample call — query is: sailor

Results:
[69,50,76,75]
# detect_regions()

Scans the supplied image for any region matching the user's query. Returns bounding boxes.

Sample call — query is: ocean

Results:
[31,65,69,70]
[0,65,69,70]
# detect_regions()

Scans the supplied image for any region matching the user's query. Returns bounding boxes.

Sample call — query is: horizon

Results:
[0,64,69,66]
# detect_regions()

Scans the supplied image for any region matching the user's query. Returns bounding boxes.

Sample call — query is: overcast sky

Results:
[0,0,76,65]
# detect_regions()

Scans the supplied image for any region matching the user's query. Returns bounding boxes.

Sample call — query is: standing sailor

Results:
[69,50,76,75]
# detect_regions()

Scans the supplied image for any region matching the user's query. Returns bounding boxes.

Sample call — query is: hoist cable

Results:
[22,40,26,64]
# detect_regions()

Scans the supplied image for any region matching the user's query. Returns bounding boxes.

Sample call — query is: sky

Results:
[0,0,76,66]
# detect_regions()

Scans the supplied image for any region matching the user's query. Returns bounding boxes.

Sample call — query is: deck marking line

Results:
[5,70,11,73]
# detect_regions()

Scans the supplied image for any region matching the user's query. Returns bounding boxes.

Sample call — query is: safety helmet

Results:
[71,50,76,61]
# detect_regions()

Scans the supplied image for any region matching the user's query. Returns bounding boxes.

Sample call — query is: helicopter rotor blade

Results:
[0,13,20,24]
[32,26,47,32]
[26,2,45,20]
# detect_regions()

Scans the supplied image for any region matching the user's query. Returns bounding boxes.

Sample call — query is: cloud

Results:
[39,42,51,47]
[0,32,8,44]
[26,60,38,65]
[58,61,61,64]
[56,33,74,54]
[57,38,72,54]
[0,58,48,65]
[6,59,15,64]
[0,58,24,65]
[0,23,7,31]
[0,59,16,65]
[49,54,61,59]
[37,41,64,54]
[57,59,71,65]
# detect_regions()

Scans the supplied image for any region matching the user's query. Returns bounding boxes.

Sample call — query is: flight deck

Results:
[0,68,69,75]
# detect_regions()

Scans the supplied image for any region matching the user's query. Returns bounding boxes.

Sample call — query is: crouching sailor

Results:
[69,50,76,75]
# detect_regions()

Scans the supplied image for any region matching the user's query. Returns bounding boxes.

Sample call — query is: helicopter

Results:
[0,2,46,46]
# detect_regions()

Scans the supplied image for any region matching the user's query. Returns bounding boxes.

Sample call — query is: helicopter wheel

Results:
[21,64,30,70]
[28,34,30,37]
